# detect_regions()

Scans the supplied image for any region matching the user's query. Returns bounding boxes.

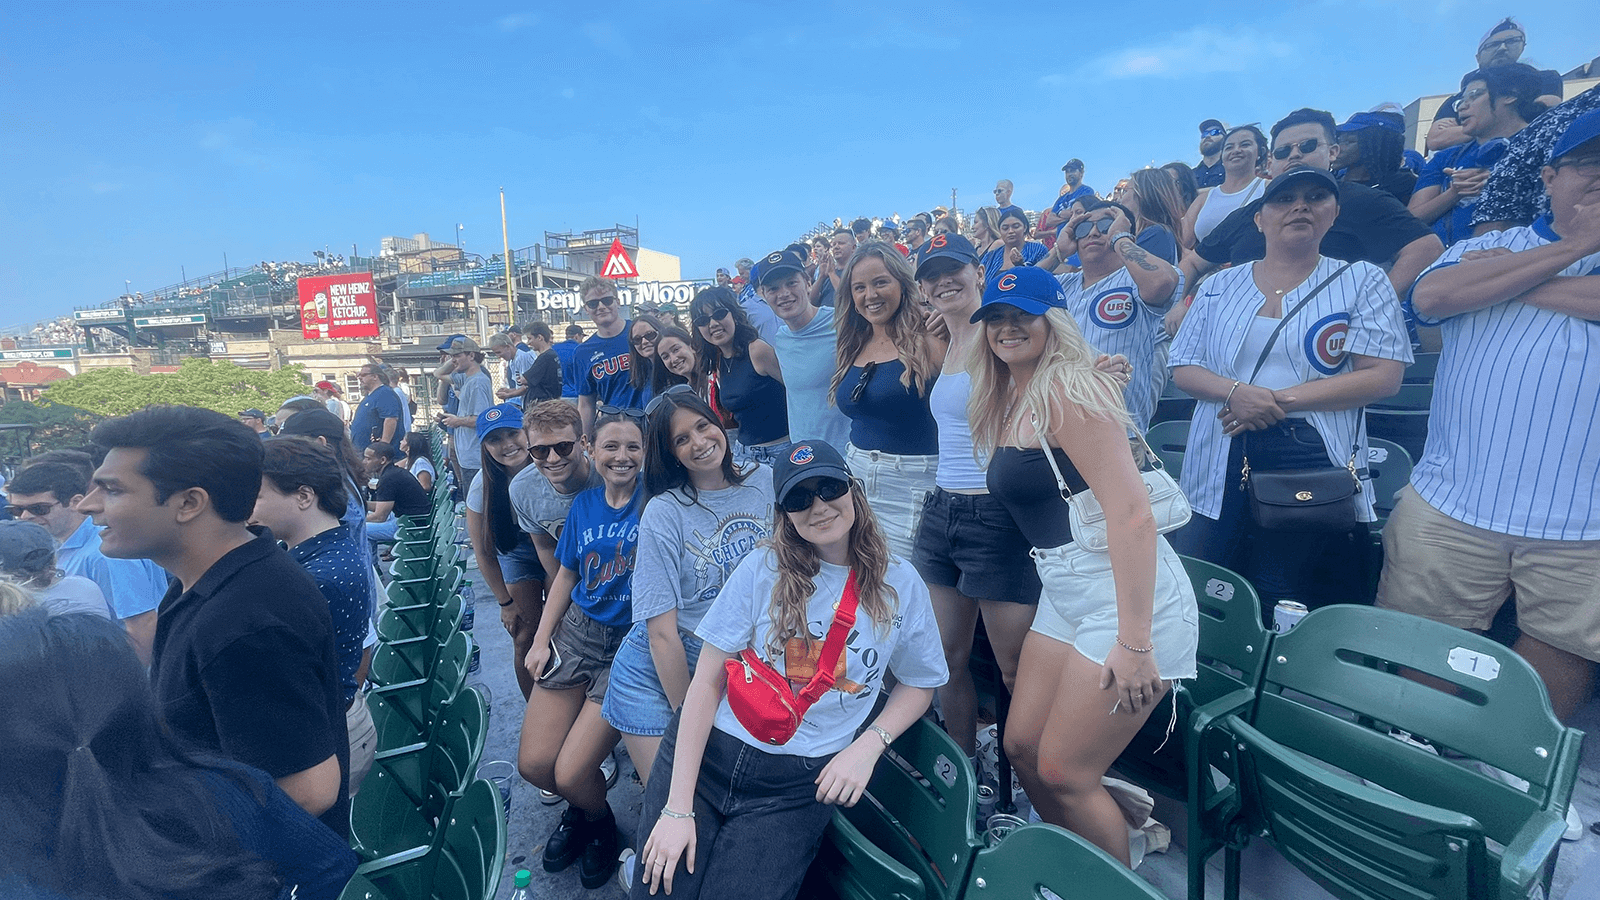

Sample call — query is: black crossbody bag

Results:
[1238,263,1363,533]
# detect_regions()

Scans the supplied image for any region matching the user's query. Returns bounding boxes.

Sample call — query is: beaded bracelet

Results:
[659,807,695,820]
[1116,636,1154,653]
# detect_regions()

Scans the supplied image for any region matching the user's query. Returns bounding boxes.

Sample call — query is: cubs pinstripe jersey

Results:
[1408,218,1600,540]
[1169,257,1413,521]
[1057,267,1182,434]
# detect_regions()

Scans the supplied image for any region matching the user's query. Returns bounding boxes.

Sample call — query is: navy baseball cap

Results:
[754,249,806,286]
[475,403,524,442]
[772,440,853,507]
[1337,111,1403,134]
[971,267,1068,322]
[436,333,466,351]
[1263,165,1340,202]
[1062,158,1085,171]
[913,233,980,280]
[238,408,265,420]
[1550,109,1600,163]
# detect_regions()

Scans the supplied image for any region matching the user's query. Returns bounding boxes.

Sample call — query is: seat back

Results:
[1403,352,1439,384]
[359,778,507,900]
[1252,606,1580,846]
[1364,439,1413,527]
[1365,383,1433,462]
[338,873,390,900]
[861,718,981,899]
[368,631,472,739]
[808,806,929,900]
[1145,420,1190,481]
[1114,557,1270,799]
[963,823,1165,899]
[1228,716,1485,900]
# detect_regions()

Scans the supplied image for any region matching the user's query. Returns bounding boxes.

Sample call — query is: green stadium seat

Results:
[961,823,1165,899]
[368,631,472,744]
[1145,420,1190,481]
[1364,438,1413,530]
[354,778,507,900]
[1365,383,1432,463]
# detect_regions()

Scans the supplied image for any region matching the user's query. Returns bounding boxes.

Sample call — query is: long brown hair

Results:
[829,242,938,401]
[763,485,895,660]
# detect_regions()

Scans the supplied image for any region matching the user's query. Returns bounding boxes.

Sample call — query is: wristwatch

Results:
[1109,232,1135,249]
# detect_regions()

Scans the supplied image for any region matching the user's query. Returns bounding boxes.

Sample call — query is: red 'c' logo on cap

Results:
[997,273,1019,292]
[929,234,948,249]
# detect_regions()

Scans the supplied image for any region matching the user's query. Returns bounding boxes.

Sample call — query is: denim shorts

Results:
[845,443,938,560]
[496,540,545,586]
[912,488,1042,603]
[602,622,705,736]
[735,440,792,468]
[543,604,627,704]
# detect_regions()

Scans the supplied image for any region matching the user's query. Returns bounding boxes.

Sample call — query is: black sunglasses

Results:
[528,440,577,461]
[692,307,733,328]
[633,329,659,345]
[848,361,879,404]
[1073,217,1117,240]
[5,501,60,518]
[1271,138,1323,160]
[644,383,696,416]
[779,477,851,514]
[585,295,617,309]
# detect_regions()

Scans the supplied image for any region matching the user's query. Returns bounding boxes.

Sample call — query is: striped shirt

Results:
[1169,257,1413,521]
[1058,266,1182,434]
[1408,218,1600,540]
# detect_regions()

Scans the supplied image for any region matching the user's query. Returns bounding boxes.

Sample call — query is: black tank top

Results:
[717,352,789,445]
[986,446,1090,549]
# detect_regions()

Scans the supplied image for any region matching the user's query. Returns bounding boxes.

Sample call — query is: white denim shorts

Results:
[1029,535,1198,680]
[845,443,938,560]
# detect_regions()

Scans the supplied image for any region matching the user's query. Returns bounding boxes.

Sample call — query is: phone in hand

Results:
[536,641,562,681]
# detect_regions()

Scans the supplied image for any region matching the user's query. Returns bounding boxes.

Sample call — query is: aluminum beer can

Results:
[1273,601,1309,633]
[976,784,997,822]
[467,643,481,675]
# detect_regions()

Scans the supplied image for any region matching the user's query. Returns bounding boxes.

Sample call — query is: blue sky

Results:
[1,1,1592,328]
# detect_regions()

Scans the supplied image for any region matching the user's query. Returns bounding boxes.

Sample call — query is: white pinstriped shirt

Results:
[1169,257,1413,522]
[1409,218,1600,540]
[1058,266,1182,435]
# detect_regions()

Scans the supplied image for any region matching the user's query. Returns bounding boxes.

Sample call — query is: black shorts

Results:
[912,488,1042,604]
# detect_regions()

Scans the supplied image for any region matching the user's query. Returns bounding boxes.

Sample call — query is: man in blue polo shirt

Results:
[350,363,403,455]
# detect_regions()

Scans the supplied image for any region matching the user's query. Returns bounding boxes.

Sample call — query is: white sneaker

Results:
[1564,804,1584,842]
[617,848,637,891]
[539,788,562,806]
[602,752,619,789]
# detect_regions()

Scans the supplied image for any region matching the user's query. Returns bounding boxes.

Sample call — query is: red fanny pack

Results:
[724,571,860,746]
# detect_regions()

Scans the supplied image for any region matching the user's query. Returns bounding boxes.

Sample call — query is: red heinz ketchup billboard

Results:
[298,273,379,340]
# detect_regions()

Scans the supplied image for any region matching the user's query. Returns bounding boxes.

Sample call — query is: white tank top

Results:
[1232,314,1301,391]
[929,370,988,490]
[1193,177,1266,244]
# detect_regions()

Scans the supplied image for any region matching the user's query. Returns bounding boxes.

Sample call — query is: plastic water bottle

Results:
[509,869,531,900]
[460,581,476,631]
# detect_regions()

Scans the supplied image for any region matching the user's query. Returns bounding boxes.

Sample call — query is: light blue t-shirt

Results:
[771,305,851,451]
[57,516,170,619]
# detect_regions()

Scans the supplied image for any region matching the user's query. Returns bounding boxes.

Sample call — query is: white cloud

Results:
[1055,27,1294,82]
[496,13,538,32]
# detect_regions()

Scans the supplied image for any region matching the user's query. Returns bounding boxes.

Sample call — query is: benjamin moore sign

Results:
[133,314,207,328]
[74,308,127,322]
[534,280,711,312]
[0,348,75,360]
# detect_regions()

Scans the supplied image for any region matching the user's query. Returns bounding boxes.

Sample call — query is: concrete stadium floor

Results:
[458,558,1600,900]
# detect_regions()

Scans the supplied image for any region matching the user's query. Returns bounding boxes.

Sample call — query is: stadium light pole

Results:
[500,188,515,319]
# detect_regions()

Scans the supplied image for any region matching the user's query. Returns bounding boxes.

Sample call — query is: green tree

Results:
[0,400,104,461]
[41,359,311,418]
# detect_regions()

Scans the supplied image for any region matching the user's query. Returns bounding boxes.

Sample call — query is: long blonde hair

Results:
[966,307,1131,455]
[830,242,938,401]
[763,486,895,660]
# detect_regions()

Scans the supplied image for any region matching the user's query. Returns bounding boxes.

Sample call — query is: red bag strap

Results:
[795,570,860,706]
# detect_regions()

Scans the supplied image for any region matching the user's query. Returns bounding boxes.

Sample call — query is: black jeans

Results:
[630,712,837,900]
[1172,419,1371,613]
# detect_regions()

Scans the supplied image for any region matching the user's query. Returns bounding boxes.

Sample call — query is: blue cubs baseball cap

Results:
[1550,109,1600,163]
[436,333,466,352]
[1337,111,1404,134]
[475,403,524,442]
[772,440,853,507]
[971,267,1068,322]
[913,233,980,280]
[754,249,807,286]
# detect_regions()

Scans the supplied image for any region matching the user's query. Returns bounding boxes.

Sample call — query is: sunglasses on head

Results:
[5,501,60,517]
[779,477,851,514]
[527,440,577,461]
[1271,138,1323,160]
[692,307,733,328]
[584,295,617,309]
[1073,217,1117,240]
[597,405,647,424]
[644,383,696,416]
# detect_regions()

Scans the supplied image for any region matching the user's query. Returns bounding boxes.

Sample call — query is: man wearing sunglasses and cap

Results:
[1185,108,1442,311]
[433,336,495,489]
[574,276,645,440]
[1377,116,1600,844]
[1194,120,1229,189]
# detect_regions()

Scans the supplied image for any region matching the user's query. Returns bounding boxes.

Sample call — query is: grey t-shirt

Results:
[509,462,604,540]
[696,549,948,756]
[631,466,775,632]
[449,369,495,467]
[37,574,113,619]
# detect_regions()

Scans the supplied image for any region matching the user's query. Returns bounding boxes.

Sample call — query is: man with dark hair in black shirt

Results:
[77,405,350,837]
[1182,108,1443,302]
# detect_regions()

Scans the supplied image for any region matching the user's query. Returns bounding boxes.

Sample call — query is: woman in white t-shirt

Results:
[399,432,436,494]
[634,439,948,900]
